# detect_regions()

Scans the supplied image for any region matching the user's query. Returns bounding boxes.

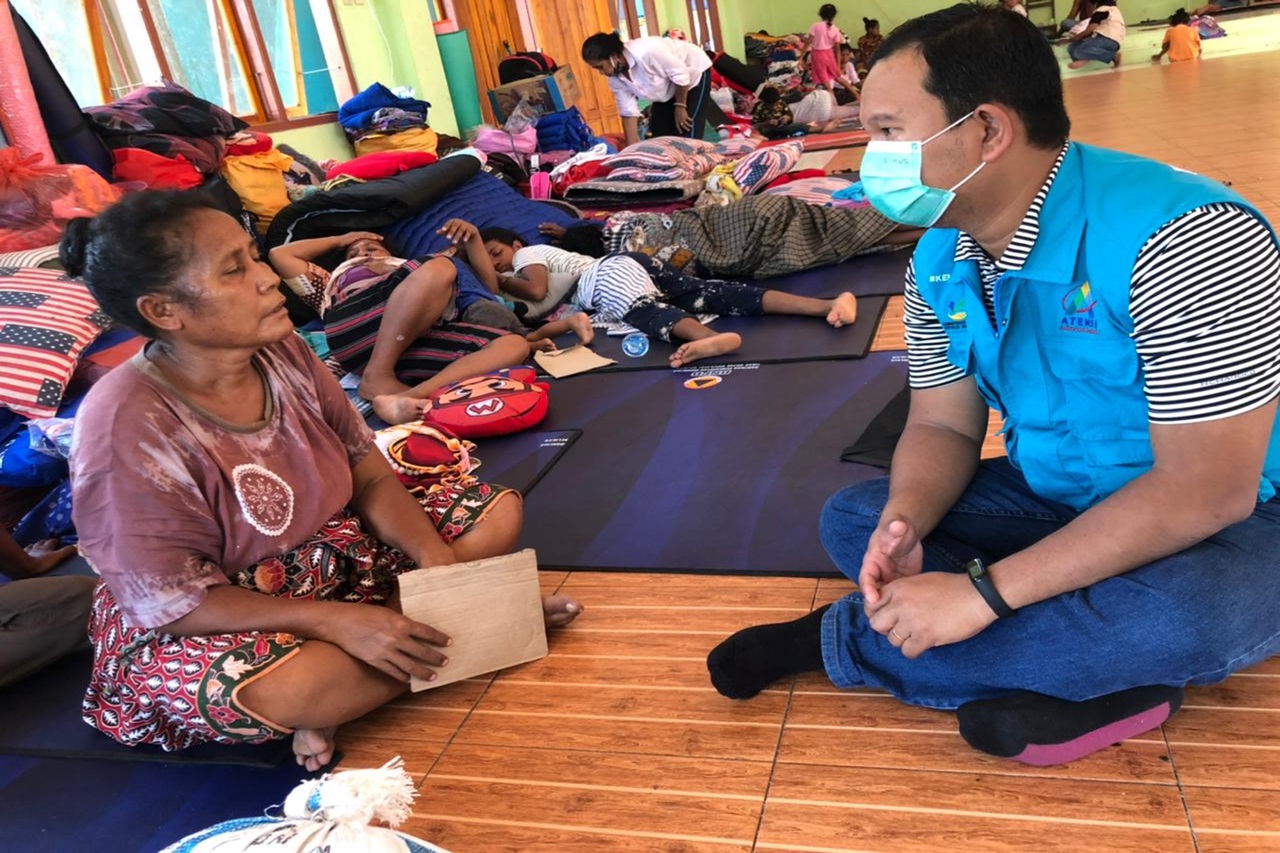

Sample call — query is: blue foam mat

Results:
[0,753,315,852]
[518,352,909,575]
[0,648,293,767]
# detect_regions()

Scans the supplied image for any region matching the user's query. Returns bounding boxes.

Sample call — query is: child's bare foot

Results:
[826,292,858,327]
[358,372,411,402]
[543,594,583,628]
[293,727,336,773]
[1112,52,1122,68]
[372,393,427,425]
[1068,59,1087,69]
[669,332,742,368]
[567,313,595,346]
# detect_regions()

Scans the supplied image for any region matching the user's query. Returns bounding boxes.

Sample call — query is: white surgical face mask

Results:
[859,111,987,228]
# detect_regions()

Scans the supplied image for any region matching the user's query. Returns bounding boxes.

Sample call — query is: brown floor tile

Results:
[400,817,753,853]
[779,725,1177,785]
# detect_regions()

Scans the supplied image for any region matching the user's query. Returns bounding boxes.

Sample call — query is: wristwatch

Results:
[965,558,1015,619]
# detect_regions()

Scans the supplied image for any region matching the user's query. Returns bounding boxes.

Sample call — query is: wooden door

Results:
[450,0,526,125]
[524,0,622,135]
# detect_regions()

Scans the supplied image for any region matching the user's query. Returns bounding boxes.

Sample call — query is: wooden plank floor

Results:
[336,52,1280,852]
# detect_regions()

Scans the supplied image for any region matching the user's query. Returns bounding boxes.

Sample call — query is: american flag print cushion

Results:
[0,267,108,418]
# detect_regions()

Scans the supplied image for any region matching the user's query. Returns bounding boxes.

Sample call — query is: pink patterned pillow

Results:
[604,137,718,170]
[732,140,804,195]
[715,137,762,158]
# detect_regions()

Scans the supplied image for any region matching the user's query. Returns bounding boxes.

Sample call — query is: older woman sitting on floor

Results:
[61,192,580,771]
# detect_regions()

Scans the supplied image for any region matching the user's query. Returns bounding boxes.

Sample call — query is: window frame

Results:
[77,0,357,128]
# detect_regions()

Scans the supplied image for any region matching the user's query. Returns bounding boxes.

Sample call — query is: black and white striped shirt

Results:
[903,147,1280,424]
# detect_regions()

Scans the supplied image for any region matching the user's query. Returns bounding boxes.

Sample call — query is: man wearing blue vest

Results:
[707,2,1280,765]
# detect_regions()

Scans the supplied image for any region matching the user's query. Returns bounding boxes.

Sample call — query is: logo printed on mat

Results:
[683,375,723,390]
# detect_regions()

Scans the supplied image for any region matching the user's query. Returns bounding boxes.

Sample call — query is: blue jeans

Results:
[1068,35,1121,63]
[819,459,1280,710]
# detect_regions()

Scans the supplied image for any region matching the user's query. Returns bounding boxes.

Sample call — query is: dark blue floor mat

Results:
[0,753,314,852]
[562,295,886,372]
[518,352,908,575]
[0,648,292,767]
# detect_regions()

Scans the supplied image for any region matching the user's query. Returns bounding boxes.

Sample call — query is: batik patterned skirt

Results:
[82,480,512,752]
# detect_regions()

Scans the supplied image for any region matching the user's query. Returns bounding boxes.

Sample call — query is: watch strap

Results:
[966,558,1015,619]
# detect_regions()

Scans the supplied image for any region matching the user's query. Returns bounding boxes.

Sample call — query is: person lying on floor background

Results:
[0,528,94,690]
[60,191,581,772]
[270,226,593,425]
[533,198,924,281]
[707,3,1280,766]
[478,226,859,368]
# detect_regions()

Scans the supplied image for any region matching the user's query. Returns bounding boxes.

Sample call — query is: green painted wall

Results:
[277,0,462,162]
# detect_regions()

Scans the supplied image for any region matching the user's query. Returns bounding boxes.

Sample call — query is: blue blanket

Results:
[384,172,579,257]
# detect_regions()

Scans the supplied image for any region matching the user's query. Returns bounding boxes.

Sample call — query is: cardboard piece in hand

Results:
[396,548,547,692]
[534,344,616,379]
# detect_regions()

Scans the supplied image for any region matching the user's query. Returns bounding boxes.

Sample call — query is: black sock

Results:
[707,605,829,700]
[957,684,1185,766]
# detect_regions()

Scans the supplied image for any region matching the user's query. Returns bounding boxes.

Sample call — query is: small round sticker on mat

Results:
[683,375,723,390]
[621,333,650,358]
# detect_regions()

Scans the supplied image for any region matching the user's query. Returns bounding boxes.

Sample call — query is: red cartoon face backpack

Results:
[419,367,550,438]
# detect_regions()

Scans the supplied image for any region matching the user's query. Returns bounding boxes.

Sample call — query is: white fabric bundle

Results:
[160,758,449,853]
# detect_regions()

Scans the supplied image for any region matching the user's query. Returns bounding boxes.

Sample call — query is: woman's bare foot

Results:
[826,293,858,328]
[1112,53,1123,68]
[372,393,427,425]
[567,313,595,346]
[543,594,583,628]
[669,332,742,368]
[293,726,336,773]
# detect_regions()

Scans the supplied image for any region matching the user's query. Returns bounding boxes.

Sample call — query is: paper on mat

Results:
[534,345,616,378]
[397,549,547,692]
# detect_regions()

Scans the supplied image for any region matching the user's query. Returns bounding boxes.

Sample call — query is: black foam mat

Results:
[555,295,887,373]
[470,428,581,496]
[517,352,910,575]
[766,247,910,298]
[0,649,293,767]
[0,753,314,852]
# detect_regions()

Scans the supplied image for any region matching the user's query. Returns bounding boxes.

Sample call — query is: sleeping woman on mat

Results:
[477,225,860,369]
[61,191,581,772]
[269,224,592,425]
[268,226,532,425]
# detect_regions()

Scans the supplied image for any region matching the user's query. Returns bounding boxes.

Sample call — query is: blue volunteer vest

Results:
[913,142,1280,511]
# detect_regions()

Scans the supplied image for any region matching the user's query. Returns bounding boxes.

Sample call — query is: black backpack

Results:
[498,51,558,84]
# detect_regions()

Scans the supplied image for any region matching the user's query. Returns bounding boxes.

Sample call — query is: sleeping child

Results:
[478,227,860,369]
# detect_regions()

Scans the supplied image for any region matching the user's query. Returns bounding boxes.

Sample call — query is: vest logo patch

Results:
[945,299,968,324]
[1060,281,1098,334]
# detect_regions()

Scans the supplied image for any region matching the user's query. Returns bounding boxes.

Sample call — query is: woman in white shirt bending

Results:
[582,32,714,146]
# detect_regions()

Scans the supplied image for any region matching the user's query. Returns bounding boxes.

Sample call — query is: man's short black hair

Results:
[871,2,1070,149]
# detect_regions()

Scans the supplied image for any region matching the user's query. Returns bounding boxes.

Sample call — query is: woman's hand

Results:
[438,219,481,246]
[324,602,452,683]
[538,222,567,240]
[674,104,693,133]
[339,231,383,248]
